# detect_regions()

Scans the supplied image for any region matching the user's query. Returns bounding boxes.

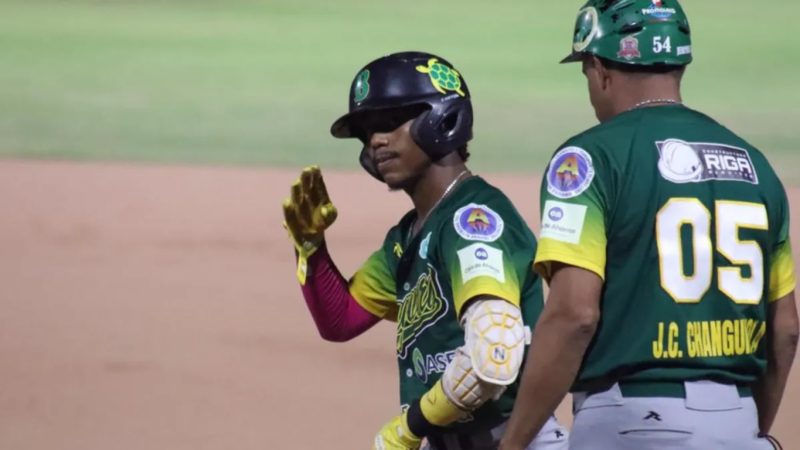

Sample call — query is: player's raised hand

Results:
[282,166,338,283]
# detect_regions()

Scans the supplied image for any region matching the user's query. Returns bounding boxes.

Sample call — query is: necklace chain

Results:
[629,98,682,112]
[410,169,471,239]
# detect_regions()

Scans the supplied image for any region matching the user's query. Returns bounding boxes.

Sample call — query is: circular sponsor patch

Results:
[546,147,595,199]
[474,247,489,260]
[548,206,564,221]
[453,203,504,242]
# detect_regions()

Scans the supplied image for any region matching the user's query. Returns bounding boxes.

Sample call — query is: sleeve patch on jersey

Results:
[453,203,504,242]
[656,139,759,184]
[546,147,595,199]
[540,200,587,244]
[457,243,505,283]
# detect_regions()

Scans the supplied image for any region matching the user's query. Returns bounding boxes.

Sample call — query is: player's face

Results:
[582,58,613,122]
[361,110,431,190]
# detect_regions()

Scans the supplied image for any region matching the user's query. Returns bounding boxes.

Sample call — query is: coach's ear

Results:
[282,166,338,284]
[588,56,612,91]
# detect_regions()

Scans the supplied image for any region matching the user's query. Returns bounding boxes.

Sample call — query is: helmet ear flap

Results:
[358,145,383,182]
[410,98,473,161]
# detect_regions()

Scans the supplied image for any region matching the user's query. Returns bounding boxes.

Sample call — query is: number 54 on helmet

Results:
[561,0,692,67]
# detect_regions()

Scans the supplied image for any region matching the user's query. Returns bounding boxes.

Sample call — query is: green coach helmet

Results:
[561,0,692,66]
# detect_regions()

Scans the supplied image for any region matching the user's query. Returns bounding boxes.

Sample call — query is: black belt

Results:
[426,431,497,450]
[426,420,505,450]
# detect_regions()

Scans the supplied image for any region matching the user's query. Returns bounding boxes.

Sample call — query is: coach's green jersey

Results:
[349,176,542,432]
[535,105,796,390]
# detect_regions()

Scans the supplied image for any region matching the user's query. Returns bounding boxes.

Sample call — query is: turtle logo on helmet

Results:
[416,58,466,97]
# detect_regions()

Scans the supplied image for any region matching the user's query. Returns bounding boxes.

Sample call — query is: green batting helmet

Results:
[561,0,692,66]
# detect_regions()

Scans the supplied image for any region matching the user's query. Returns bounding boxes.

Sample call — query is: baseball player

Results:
[282,51,568,450]
[499,1,798,449]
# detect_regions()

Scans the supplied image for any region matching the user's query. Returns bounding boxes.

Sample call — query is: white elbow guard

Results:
[463,299,526,385]
[439,299,526,411]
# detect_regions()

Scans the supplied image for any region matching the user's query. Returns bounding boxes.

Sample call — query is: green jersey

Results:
[349,176,542,431]
[534,105,796,390]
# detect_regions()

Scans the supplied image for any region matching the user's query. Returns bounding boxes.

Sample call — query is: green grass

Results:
[0,0,798,181]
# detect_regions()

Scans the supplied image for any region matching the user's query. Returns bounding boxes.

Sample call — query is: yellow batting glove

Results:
[374,381,468,450]
[373,412,422,450]
[281,166,338,284]
[419,379,467,426]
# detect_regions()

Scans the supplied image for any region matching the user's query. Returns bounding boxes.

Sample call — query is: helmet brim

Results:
[330,103,430,139]
[560,51,584,64]
[330,111,360,139]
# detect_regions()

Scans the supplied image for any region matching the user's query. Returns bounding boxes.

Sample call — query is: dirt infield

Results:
[1,160,798,449]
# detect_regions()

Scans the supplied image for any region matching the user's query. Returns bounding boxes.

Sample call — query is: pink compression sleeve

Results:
[299,244,381,342]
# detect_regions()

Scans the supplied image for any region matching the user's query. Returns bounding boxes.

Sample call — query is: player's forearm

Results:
[406,373,504,438]
[753,330,799,432]
[753,292,799,433]
[753,357,791,433]
[299,243,379,341]
[500,304,597,449]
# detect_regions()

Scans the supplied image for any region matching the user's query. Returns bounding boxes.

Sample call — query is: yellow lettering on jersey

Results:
[668,322,681,358]
[686,322,698,358]
[710,321,722,357]
[652,321,682,359]
[683,319,765,359]
[653,322,664,359]
[734,320,747,354]
[700,321,712,357]
[654,319,766,360]
[722,320,734,356]
[751,321,767,354]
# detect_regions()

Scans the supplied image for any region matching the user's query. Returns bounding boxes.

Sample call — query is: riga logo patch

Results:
[453,203,504,242]
[546,147,595,199]
[656,139,759,184]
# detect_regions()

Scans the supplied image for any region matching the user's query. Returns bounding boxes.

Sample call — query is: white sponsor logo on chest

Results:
[656,139,759,184]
